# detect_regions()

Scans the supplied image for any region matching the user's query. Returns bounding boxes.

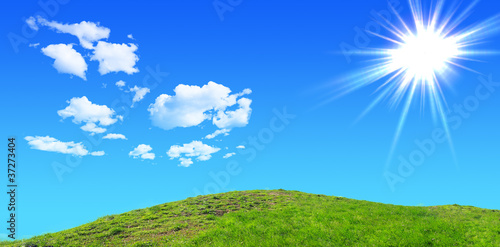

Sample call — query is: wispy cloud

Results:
[129,86,150,107]
[25,136,104,156]
[103,133,127,140]
[28,16,110,49]
[205,128,230,139]
[223,152,235,159]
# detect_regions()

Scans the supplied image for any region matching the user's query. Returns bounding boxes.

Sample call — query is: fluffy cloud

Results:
[179,158,193,167]
[213,98,252,129]
[27,17,140,77]
[29,16,110,49]
[91,41,139,75]
[116,80,126,89]
[25,136,103,156]
[57,96,121,134]
[127,34,134,40]
[223,152,236,159]
[236,145,245,149]
[129,144,155,160]
[41,44,87,80]
[129,86,150,107]
[205,128,230,139]
[80,122,106,135]
[90,151,105,156]
[103,133,127,140]
[167,140,220,167]
[148,81,252,131]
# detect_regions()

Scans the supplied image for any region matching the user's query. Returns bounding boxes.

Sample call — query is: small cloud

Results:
[91,41,139,75]
[236,145,245,149]
[29,43,40,48]
[129,144,155,160]
[129,86,150,107]
[179,157,193,167]
[103,133,127,140]
[41,44,87,80]
[127,34,134,40]
[223,152,236,159]
[80,122,106,135]
[26,16,38,31]
[58,96,122,135]
[213,97,252,129]
[167,140,220,167]
[141,153,155,160]
[102,83,107,88]
[30,16,110,49]
[25,136,99,156]
[116,80,126,89]
[205,128,230,139]
[90,151,105,156]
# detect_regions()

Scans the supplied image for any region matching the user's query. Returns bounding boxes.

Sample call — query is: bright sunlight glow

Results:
[389,29,459,81]
[325,0,500,169]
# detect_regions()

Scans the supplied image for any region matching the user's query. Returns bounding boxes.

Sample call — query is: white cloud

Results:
[41,44,87,80]
[26,16,38,31]
[167,140,220,167]
[223,152,236,159]
[57,96,121,134]
[80,122,106,135]
[129,144,155,160]
[31,16,110,49]
[129,86,150,107]
[91,41,139,75]
[90,151,105,156]
[205,128,230,139]
[236,145,245,149]
[103,133,127,140]
[148,81,252,131]
[213,98,252,129]
[116,80,126,89]
[179,158,193,167]
[27,17,140,77]
[127,34,134,40]
[141,153,155,160]
[29,43,40,48]
[24,136,104,157]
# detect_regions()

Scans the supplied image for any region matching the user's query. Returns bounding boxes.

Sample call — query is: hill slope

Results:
[2,190,500,246]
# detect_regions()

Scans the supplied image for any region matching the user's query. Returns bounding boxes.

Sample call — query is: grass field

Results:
[2,189,499,246]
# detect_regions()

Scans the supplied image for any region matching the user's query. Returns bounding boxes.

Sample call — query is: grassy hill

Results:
[2,189,500,246]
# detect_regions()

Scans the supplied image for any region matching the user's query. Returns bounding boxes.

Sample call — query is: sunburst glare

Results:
[329,0,500,168]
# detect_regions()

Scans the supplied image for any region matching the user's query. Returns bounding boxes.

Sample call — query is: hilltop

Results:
[2,190,500,246]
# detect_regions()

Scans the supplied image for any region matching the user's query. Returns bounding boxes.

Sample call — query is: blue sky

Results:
[2,0,500,239]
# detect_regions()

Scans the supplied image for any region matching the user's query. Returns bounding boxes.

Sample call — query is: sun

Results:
[328,0,500,168]
[389,28,460,82]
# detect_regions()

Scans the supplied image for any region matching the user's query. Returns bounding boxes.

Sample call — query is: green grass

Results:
[2,189,500,246]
